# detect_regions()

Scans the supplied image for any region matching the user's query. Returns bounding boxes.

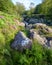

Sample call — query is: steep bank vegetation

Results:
[0,11,25,65]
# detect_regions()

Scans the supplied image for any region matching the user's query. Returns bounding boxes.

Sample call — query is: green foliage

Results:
[41,0,52,15]
[0,32,5,49]
[34,0,52,19]
[0,11,24,65]
[0,11,23,49]
[24,8,35,18]
[16,2,25,15]
[22,29,30,37]
[0,0,14,14]
[5,40,52,65]
[0,0,25,16]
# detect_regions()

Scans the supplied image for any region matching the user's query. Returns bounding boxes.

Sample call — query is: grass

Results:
[0,11,24,50]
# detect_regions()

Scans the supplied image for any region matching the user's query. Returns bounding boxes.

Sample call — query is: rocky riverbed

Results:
[11,19,52,51]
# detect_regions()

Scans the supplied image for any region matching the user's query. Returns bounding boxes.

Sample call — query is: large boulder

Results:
[32,23,52,34]
[30,29,47,45]
[29,29,52,48]
[11,31,32,51]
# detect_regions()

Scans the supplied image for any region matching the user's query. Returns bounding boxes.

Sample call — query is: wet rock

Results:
[26,18,45,24]
[50,40,52,48]
[11,31,32,51]
[25,24,32,30]
[28,18,39,24]
[46,37,52,48]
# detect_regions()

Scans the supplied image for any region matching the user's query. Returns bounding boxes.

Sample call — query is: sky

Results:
[12,0,42,10]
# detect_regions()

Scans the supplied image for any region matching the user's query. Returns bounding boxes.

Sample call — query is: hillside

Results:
[0,11,24,53]
[0,11,52,65]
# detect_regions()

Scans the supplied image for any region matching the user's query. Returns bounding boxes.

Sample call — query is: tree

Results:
[34,4,42,14]
[0,0,14,14]
[16,2,25,15]
[42,0,52,15]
